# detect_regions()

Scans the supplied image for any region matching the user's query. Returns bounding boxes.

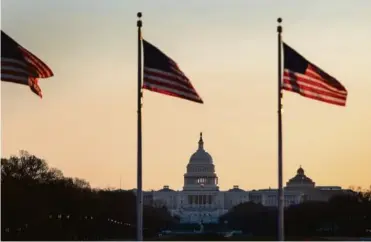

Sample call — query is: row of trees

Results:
[220,187,371,238]
[1,151,177,240]
[2,151,370,240]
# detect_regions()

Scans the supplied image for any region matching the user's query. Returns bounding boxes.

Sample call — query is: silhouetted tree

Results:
[1,151,178,241]
[220,202,277,236]
[221,189,371,238]
[3,151,370,240]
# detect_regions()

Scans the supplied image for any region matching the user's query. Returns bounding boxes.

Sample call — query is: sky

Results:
[1,0,371,191]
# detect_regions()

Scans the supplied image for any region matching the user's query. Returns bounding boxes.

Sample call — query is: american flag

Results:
[282,42,347,106]
[1,31,54,98]
[142,39,203,104]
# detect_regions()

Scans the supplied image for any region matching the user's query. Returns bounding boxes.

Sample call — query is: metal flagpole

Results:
[277,17,284,241]
[136,12,143,241]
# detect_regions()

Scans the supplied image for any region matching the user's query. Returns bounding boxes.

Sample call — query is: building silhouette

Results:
[141,133,351,224]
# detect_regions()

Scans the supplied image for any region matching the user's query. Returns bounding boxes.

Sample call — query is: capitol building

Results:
[142,133,350,224]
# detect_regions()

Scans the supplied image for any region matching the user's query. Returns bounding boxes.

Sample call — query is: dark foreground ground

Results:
[151,234,367,241]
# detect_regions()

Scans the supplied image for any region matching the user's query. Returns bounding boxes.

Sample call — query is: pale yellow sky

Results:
[1,0,371,190]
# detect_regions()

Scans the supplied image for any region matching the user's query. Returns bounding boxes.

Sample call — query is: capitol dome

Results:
[286,166,315,188]
[183,132,219,191]
[189,133,213,164]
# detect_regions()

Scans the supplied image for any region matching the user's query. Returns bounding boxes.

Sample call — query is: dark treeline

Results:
[2,151,371,240]
[1,151,177,241]
[220,188,371,238]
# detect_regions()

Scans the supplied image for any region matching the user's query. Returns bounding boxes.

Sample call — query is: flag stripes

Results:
[282,42,347,106]
[1,31,53,98]
[283,68,347,106]
[142,39,203,104]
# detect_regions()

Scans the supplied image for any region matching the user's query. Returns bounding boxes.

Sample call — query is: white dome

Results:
[190,150,213,164]
[189,132,213,164]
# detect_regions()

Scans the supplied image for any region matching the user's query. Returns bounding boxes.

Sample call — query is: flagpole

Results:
[277,17,284,241]
[136,12,143,241]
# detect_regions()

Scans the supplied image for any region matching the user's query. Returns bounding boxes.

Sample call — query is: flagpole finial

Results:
[137,12,142,27]
[277,18,282,33]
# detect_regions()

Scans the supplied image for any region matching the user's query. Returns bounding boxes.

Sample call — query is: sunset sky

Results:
[1,0,370,191]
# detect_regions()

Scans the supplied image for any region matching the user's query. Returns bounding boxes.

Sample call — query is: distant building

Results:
[140,133,351,224]
[284,166,352,202]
